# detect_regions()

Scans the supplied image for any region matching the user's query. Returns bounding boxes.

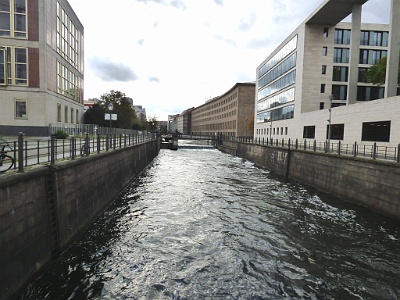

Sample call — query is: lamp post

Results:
[108,103,113,134]
[327,94,334,152]
[269,118,272,140]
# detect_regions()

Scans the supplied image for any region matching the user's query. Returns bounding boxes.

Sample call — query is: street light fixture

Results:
[108,103,113,134]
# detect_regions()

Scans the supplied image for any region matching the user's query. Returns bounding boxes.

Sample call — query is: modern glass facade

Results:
[256,36,297,124]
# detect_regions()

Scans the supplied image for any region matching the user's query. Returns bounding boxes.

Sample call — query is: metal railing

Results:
[222,136,400,163]
[0,133,157,174]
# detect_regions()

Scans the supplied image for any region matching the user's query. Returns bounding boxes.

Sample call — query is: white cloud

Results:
[68,0,390,120]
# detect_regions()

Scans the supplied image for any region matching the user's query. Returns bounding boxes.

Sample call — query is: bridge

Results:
[177,134,217,141]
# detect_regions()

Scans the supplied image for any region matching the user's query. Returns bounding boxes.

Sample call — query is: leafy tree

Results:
[84,103,108,127]
[100,90,137,129]
[366,57,387,86]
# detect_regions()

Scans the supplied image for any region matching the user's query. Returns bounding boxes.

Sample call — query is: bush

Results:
[54,130,69,139]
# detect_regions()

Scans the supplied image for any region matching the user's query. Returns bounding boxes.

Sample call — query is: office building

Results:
[191,82,255,137]
[0,0,84,136]
[254,0,400,147]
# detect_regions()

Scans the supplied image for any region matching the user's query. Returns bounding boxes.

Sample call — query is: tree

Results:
[99,90,138,129]
[366,57,388,86]
[84,103,108,127]
[366,56,400,86]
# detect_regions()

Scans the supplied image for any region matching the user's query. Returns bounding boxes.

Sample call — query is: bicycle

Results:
[80,141,90,157]
[0,139,15,173]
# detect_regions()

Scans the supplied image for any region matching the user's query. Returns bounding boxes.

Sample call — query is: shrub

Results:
[54,130,69,139]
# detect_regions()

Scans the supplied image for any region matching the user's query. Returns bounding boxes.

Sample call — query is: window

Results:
[332,85,348,100]
[362,121,390,142]
[64,106,68,123]
[322,47,328,56]
[321,84,326,93]
[303,126,315,139]
[323,28,329,37]
[0,0,27,38]
[71,108,74,123]
[359,49,387,65]
[57,61,79,101]
[327,124,345,140]
[332,66,348,82]
[322,65,326,74]
[360,31,389,47]
[0,48,5,84]
[334,48,350,63]
[76,109,79,124]
[358,67,369,82]
[0,47,28,85]
[320,102,325,110]
[334,29,351,45]
[57,104,61,122]
[357,86,385,101]
[15,99,26,119]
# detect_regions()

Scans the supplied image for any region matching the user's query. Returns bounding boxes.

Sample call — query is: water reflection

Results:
[17,147,400,299]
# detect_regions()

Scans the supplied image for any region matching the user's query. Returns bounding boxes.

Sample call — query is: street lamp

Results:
[327,94,334,152]
[108,103,113,134]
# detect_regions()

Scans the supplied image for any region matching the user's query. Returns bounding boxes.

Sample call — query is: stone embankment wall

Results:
[0,140,159,300]
[219,140,400,220]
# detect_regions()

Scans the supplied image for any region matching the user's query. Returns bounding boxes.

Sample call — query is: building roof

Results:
[306,0,369,25]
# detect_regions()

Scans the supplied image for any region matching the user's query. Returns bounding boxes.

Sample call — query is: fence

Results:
[222,136,400,163]
[0,133,157,173]
[48,123,141,137]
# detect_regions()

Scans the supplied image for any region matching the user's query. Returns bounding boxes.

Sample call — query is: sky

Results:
[67,0,390,121]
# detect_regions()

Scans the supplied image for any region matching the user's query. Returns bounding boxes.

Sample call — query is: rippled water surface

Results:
[18,144,400,299]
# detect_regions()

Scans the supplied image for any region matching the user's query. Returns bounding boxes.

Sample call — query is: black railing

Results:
[0,133,157,174]
[222,136,400,163]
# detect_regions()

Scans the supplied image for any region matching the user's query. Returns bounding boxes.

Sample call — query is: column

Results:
[384,0,400,98]
[347,4,362,105]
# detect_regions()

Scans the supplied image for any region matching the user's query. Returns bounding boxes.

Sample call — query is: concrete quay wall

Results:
[0,139,160,300]
[218,140,400,220]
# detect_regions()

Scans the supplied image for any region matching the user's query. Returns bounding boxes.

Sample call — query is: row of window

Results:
[257,53,297,91]
[192,120,237,132]
[321,84,386,101]
[333,48,388,64]
[257,70,296,101]
[256,126,288,136]
[331,29,389,47]
[256,105,294,124]
[0,0,27,38]
[303,121,391,142]
[192,93,238,120]
[57,2,81,68]
[258,35,297,79]
[257,88,295,112]
[57,103,79,124]
[57,61,80,101]
[0,46,27,85]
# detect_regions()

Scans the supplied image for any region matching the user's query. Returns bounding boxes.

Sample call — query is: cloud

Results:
[134,0,186,10]
[214,0,223,6]
[238,12,257,31]
[138,39,144,46]
[89,57,139,82]
[215,34,237,47]
[149,76,160,82]
[170,0,186,10]
[247,36,274,49]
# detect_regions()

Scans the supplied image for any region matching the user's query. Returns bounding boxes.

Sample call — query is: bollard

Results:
[106,134,109,151]
[50,134,55,165]
[397,144,400,163]
[373,142,377,159]
[354,141,357,157]
[17,132,24,172]
[338,140,341,155]
[97,134,101,153]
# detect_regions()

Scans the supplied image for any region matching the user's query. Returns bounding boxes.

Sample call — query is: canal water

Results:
[17,142,400,299]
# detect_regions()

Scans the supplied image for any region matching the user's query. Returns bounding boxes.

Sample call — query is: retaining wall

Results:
[218,140,400,220]
[0,139,159,300]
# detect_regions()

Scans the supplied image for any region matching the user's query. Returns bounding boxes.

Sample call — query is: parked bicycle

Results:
[80,140,90,157]
[0,139,15,173]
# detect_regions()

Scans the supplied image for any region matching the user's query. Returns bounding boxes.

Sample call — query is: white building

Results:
[0,0,84,136]
[254,0,400,147]
[132,105,147,122]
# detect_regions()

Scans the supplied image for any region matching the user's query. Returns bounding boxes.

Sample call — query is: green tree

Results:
[84,103,108,127]
[366,56,388,86]
[99,90,138,129]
